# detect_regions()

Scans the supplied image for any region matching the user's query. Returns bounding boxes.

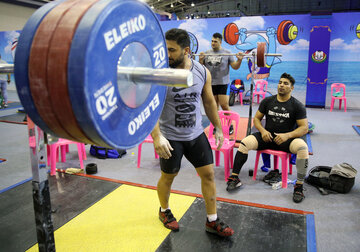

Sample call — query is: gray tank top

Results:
[203,48,235,85]
[159,60,206,141]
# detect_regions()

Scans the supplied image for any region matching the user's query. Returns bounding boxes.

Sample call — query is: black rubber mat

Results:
[157,198,308,252]
[0,173,120,252]
[0,112,27,125]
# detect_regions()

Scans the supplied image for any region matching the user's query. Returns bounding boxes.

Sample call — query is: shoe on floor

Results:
[226,175,242,191]
[159,208,179,231]
[267,172,282,185]
[263,169,280,183]
[293,183,305,203]
[206,218,234,237]
[229,125,234,135]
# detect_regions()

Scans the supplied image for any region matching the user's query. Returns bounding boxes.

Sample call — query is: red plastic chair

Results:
[252,80,268,104]
[330,83,347,112]
[47,138,86,176]
[137,135,159,168]
[208,111,241,180]
[253,149,293,188]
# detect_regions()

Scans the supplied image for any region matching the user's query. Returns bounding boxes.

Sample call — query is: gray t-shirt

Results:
[203,48,235,85]
[159,60,206,141]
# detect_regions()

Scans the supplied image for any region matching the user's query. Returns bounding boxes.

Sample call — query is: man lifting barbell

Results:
[198,32,245,135]
[151,28,234,237]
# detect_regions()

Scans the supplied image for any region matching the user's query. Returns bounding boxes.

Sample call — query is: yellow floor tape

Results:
[27,185,195,252]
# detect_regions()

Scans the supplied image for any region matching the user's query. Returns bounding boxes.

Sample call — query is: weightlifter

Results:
[199,33,244,135]
[151,28,234,237]
[226,73,309,203]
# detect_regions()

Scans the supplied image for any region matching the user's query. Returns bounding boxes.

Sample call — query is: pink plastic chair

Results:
[208,111,241,180]
[137,135,159,168]
[252,80,268,104]
[253,149,293,188]
[330,83,347,112]
[47,138,87,176]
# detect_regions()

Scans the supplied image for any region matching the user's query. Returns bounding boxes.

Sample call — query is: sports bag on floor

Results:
[90,145,126,159]
[306,163,357,195]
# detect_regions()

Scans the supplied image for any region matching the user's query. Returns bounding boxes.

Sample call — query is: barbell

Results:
[5,0,194,149]
[223,20,298,45]
[193,42,282,68]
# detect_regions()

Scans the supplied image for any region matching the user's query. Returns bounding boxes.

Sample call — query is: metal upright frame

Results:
[27,116,56,251]
[246,51,256,136]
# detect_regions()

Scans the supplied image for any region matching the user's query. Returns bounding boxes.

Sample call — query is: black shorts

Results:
[212,84,229,95]
[160,132,213,174]
[252,132,306,153]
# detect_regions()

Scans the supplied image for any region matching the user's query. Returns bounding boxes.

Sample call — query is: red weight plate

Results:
[277,20,292,45]
[47,0,100,145]
[223,23,232,44]
[224,23,239,45]
[257,42,266,68]
[29,0,80,140]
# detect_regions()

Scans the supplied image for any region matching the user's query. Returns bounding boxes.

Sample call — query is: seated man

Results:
[226,73,309,203]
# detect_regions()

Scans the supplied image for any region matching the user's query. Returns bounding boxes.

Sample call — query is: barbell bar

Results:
[223,20,298,45]
[192,53,281,57]
[0,64,193,87]
[193,42,282,68]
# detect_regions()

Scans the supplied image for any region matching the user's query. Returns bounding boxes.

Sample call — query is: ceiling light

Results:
[191,2,195,7]
[170,3,174,7]
[208,11,211,14]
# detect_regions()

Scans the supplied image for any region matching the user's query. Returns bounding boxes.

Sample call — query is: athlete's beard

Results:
[169,54,184,68]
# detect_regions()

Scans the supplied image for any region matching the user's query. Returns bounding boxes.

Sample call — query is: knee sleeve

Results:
[289,138,309,159]
[237,135,258,154]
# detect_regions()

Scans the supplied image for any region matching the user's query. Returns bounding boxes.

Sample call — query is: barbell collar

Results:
[0,64,13,74]
[117,66,193,87]
[0,64,193,87]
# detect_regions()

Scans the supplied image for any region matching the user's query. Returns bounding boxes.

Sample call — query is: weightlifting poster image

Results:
[160,13,360,109]
[0,30,19,86]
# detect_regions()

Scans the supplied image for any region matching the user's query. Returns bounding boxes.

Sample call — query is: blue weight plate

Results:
[68,0,167,149]
[14,0,65,136]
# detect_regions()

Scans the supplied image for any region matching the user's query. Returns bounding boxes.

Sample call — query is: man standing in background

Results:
[199,33,244,134]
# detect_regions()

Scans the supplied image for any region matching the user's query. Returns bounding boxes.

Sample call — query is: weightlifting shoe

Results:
[293,183,305,203]
[226,175,242,191]
[206,218,234,237]
[263,169,280,184]
[159,208,179,231]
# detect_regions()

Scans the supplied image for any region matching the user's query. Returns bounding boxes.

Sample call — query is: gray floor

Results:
[1,90,360,252]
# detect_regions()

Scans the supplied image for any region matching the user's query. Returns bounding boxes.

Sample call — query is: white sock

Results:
[161,207,170,212]
[207,214,217,222]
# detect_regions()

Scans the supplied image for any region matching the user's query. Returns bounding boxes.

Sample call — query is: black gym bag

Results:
[305,163,357,195]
